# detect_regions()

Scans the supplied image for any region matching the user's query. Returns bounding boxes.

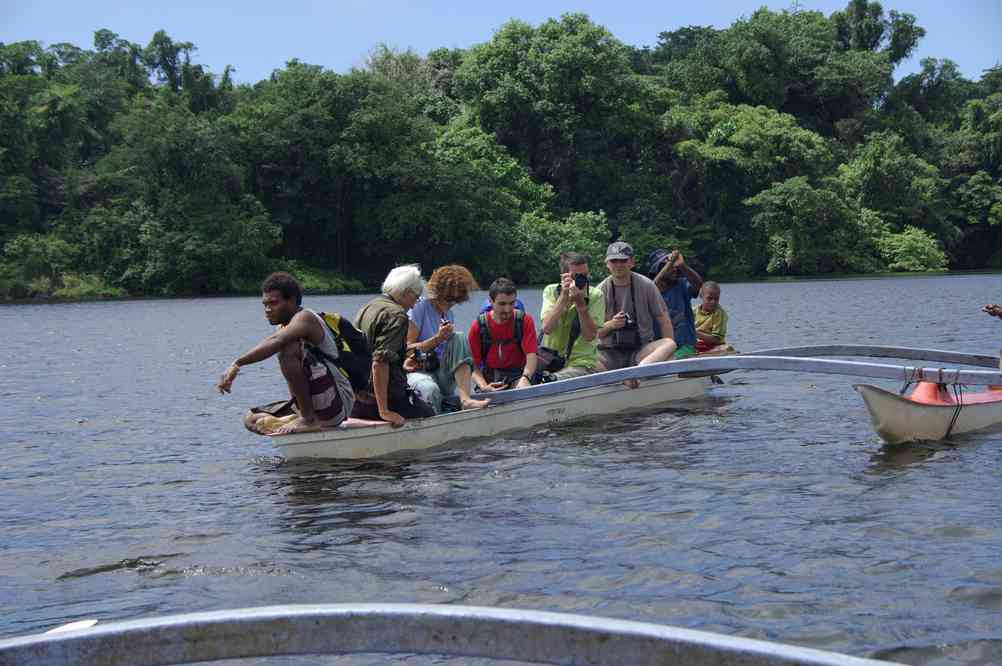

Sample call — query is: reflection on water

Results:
[868,442,946,469]
[2,274,1002,665]
[876,639,1002,666]
[272,459,421,553]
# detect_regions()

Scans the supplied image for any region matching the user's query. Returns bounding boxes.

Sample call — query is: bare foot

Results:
[249,413,295,435]
[623,378,640,389]
[461,397,490,410]
[271,416,324,436]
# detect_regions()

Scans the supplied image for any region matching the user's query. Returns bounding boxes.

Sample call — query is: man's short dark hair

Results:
[559,251,589,274]
[261,272,303,305]
[489,277,518,301]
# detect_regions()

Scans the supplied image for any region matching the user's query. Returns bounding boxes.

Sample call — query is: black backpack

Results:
[476,310,524,368]
[310,311,372,391]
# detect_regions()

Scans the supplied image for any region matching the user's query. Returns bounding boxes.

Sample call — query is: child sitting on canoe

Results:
[694,281,734,355]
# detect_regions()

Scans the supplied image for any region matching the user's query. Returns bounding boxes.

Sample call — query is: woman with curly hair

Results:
[406,265,489,412]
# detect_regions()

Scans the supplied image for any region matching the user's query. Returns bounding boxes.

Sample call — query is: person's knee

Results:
[656,339,677,362]
[452,360,473,379]
[638,339,675,365]
[277,341,303,371]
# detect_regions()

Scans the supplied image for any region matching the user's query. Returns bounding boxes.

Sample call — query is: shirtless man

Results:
[217,272,354,435]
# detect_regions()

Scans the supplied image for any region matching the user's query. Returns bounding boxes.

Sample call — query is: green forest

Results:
[2,1,1001,300]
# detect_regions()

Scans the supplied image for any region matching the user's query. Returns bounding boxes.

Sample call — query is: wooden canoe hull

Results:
[273,374,710,460]
[855,384,1002,444]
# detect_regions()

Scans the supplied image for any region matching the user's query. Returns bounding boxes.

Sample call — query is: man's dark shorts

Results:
[350,391,436,421]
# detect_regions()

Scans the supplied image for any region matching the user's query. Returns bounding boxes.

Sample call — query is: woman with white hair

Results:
[352,264,436,426]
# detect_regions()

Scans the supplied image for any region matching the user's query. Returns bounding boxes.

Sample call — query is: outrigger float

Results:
[855,382,1002,444]
[268,345,1002,458]
[0,603,899,665]
[741,345,1002,444]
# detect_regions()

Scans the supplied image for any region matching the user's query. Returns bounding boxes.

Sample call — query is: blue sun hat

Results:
[646,248,671,277]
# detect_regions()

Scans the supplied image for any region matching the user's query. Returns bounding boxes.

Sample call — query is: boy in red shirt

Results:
[468,278,539,391]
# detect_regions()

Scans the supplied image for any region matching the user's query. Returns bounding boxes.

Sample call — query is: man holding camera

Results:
[539,251,605,380]
[597,242,677,378]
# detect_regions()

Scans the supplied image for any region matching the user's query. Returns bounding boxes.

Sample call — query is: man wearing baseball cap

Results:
[596,241,677,380]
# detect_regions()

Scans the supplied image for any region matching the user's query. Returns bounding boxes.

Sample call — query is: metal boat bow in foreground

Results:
[0,604,898,665]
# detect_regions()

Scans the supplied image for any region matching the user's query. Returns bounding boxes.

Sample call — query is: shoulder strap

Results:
[611,278,636,318]
[477,313,490,367]
[318,310,374,359]
[564,308,582,360]
[317,310,335,334]
[628,273,637,319]
[513,310,524,346]
[307,310,332,345]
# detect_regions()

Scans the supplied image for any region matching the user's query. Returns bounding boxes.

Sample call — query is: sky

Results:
[2,0,1000,84]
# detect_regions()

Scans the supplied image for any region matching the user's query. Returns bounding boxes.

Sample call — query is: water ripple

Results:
[2,278,1001,665]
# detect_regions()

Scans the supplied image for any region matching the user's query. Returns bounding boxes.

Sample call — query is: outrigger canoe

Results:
[273,373,712,459]
[270,346,1002,459]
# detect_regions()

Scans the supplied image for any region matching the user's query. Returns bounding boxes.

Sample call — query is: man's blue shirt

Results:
[655,278,697,348]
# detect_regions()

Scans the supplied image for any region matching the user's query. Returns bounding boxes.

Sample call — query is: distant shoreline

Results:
[5,269,1001,306]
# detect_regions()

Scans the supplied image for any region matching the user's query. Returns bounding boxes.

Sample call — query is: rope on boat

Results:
[945,382,965,440]
[899,366,920,395]
[900,364,966,440]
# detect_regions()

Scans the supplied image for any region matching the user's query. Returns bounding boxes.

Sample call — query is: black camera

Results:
[610,312,641,350]
[557,273,589,295]
[410,348,440,373]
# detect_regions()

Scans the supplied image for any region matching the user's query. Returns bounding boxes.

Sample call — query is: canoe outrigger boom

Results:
[490,351,1002,408]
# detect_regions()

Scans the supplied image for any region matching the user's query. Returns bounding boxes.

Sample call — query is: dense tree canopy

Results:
[2,3,1000,300]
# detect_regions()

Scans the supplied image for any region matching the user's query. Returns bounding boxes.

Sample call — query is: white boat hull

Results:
[855,384,1002,444]
[274,375,710,459]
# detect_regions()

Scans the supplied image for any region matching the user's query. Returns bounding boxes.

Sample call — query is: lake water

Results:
[2,274,1002,665]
